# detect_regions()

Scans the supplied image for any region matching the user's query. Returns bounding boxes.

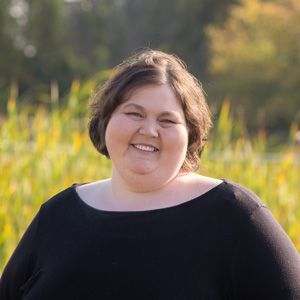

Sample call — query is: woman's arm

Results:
[230,206,300,299]
[0,210,40,300]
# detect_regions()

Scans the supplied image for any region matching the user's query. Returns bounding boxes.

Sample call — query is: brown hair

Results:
[89,49,212,172]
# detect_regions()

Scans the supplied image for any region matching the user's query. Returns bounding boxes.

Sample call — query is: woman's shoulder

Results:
[187,175,264,209]
[40,183,83,215]
[216,178,267,217]
[74,179,111,209]
[177,174,267,218]
[40,180,107,207]
[75,179,109,195]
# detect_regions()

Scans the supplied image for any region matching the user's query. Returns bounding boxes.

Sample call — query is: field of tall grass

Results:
[0,83,299,272]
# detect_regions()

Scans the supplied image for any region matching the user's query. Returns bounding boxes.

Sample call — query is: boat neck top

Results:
[1,179,300,300]
[72,179,226,215]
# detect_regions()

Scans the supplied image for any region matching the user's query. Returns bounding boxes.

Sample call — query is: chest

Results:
[24,208,232,299]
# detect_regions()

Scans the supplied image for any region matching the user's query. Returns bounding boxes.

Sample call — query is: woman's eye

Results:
[125,112,143,118]
[160,119,176,124]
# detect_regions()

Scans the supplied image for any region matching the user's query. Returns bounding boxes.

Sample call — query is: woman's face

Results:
[105,83,189,191]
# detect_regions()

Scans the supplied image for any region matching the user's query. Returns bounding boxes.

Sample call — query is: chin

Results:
[128,165,156,175]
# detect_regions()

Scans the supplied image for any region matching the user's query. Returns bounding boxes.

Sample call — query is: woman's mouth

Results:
[131,144,159,152]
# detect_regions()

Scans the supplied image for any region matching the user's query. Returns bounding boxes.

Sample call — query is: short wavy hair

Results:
[89,49,212,172]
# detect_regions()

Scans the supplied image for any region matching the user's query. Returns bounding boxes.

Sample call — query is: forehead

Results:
[120,84,184,112]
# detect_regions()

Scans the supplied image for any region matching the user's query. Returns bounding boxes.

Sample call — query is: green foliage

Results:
[0,0,237,101]
[0,89,299,273]
[2,0,299,134]
[207,0,300,131]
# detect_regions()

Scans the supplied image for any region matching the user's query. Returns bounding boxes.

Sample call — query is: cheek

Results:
[105,116,135,151]
[164,128,189,154]
[105,118,120,153]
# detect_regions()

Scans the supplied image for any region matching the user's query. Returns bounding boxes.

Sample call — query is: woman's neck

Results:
[107,171,199,211]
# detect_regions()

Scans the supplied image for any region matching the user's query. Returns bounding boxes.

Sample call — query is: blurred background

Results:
[0,0,299,271]
[1,0,300,137]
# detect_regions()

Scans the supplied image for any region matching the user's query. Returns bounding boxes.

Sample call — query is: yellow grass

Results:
[0,94,299,272]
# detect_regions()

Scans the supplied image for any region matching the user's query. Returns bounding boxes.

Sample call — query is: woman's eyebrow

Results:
[122,103,144,111]
[122,102,182,118]
[159,111,179,117]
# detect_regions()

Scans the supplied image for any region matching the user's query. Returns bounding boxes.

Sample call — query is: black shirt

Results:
[1,180,300,299]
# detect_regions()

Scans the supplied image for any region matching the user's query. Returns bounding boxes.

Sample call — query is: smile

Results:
[131,144,159,152]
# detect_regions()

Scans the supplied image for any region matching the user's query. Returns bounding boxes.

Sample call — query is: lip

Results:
[130,143,159,152]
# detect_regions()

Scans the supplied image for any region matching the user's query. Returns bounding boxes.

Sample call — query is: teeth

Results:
[133,144,157,152]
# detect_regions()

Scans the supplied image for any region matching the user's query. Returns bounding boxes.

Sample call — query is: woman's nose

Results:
[138,120,159,137]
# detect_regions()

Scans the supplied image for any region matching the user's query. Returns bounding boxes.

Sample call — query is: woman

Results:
[1,49,300,299]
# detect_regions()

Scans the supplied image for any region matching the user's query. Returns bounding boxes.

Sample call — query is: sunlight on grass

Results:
[0,91,299,272]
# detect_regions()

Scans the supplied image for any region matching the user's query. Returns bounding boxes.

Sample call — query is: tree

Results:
[0,0,26,87]
[0,0,238,104]
[207,0,300,132]
[118,0,238,79]
[23,0,74,96]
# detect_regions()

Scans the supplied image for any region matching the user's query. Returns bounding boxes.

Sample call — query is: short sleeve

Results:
[0,209,41,300]
[231,206,300,299]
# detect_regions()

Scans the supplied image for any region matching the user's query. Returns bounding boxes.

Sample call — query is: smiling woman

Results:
[1,49,300,300]
[104,84,189,194]
[89,49,212,174]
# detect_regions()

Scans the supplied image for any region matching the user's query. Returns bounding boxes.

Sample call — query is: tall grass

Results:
[0,87,299,272]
